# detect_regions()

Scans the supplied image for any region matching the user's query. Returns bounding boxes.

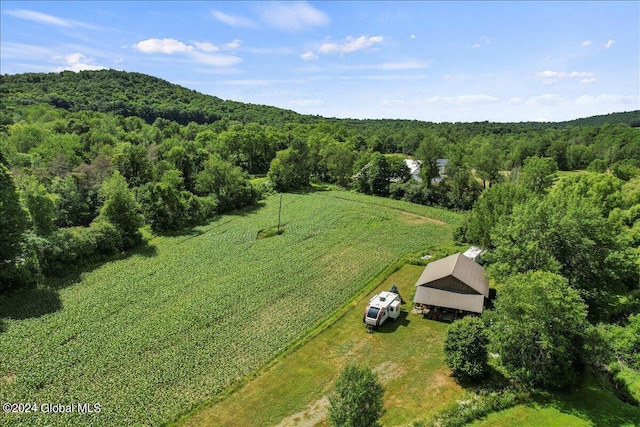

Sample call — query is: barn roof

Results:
[414,252,489,312]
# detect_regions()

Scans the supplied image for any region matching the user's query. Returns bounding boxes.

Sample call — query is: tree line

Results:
[444,156,640,402]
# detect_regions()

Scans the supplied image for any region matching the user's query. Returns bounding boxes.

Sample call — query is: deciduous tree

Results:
[98,171,143,248]
[328,364,384,427]
[487,271,588,389]
[518,156,558,194]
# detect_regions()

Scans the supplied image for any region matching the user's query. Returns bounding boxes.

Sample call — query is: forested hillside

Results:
[1,70,639,291]
[2,70,639,128]
[0,70,310,126]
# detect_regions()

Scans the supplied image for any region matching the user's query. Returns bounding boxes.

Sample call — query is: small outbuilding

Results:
[462,246,486,264]
[414,252,489,318]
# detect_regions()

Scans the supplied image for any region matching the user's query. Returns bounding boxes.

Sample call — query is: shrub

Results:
[426,387,528,427]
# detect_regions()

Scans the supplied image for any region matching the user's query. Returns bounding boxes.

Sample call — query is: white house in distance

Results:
[404,159,422,183]
[401,158,449,184]
[413,252,490,319]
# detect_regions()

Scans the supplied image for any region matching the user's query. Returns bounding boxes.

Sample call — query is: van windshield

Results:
[366,307,380,319]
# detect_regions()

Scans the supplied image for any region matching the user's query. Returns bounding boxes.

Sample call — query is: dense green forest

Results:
[1,70,640,409]
[1,70,638,284]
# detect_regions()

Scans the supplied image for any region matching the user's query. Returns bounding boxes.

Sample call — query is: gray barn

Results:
[414,252,489,314]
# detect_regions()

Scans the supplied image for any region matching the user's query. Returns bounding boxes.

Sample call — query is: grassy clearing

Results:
[467,379,640,427]
[0,190,459,427]
[467,405,589,427]
[178,264,465,427]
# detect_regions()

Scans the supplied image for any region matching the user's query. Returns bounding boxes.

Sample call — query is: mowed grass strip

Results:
[178,265,465,427]
[0,191,459,427]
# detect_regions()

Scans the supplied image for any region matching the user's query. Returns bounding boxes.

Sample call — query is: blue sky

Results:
[1,1,638,122]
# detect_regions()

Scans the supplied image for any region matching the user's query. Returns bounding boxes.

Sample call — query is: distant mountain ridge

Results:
[1,70,638,127]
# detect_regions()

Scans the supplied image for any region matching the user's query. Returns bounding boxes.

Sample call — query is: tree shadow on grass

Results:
[0,242,158,333]
[449,363,517,393]
[0,287,62,322]
[376,310,411,333]
[45,241,158,291]
[129,242,158,258]
[154,202,268,240]
[531,376,640,427]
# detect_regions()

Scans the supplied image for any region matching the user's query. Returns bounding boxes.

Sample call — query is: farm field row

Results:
[0,190,460,427]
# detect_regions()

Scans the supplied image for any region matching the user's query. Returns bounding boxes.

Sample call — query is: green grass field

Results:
[468,380,640,427]
[177,266,640,427]
[0,190,459,427]
[178,264,465,427]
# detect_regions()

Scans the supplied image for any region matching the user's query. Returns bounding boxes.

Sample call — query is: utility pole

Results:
[277,193,283,234]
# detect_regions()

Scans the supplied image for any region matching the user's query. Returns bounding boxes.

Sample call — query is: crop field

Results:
[0,190,460,427]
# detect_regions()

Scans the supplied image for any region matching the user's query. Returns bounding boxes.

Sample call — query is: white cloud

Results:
[1,42,110,73]
[134,38,193,54]
[289,99,324,106]
[410,34,416,39]
[6,8,98,30]
[301,50,318,61]
[576,94,637,105]
[220,78,306,86]
[425,95,499,106]
[194,41,219,52]
[133,38,241,67]
[582,40,592,47]
[224,39,242,50]
[605,39,615,49]
[259,1,329,32]
[472,36,491,49]
[211,10,254,27]
[381,99,407,106]
[1,42,57,61]
[55,53,106,72]
[508,97,525,105]
[7,9,72,27]
[318,35,384,54]
[377,61,427,70]
[360,74,428,81]
[535,70,595,85]
[525,94,568,106]
[535,70,565,85]
[190,51,242,67]
[570,71,596,83]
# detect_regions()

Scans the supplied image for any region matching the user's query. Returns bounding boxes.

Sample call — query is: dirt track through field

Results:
[329,194,448,226]
[272,361,403,427]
